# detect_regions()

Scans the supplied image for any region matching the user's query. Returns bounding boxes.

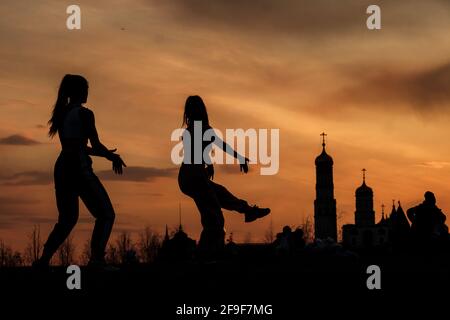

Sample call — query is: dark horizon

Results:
[2,1,450,251]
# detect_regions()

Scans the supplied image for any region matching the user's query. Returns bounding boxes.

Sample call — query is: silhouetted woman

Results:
[34,74,126,268]
[178,96,270,257]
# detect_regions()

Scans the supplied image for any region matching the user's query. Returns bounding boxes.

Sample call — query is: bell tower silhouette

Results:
[355,168,375,226]
[314,132,337,241]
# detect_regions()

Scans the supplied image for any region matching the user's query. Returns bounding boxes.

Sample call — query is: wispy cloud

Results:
[97,166,177,182]
[0,196,40,204]
[0,134,41,146]
[0,171,52,186]
[0,166,177,186]
[0,215,56,230]
[333,61,450,115]
[0,199,50,230]
[416,161,450,169]
[149,0,367,37]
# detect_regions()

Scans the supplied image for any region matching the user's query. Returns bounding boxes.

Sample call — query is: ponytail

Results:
[48,74,88,137]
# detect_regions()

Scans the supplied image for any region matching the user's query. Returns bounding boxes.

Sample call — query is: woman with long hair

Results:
[34,74,126,269]
[178,95,270,258]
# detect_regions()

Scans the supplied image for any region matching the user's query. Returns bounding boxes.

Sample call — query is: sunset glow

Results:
[1,0,450,252]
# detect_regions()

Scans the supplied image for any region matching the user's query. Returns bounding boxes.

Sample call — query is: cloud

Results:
[416,161,450,169]
[97,166,177,182]
[0,171,52,186]
[0,198,50,230]
[0,196,40,205]
[0,166,177,186]
[0,134,41,145]
[148,0,450,40]
[216,164,246,175]
[0,99,38,108]
[411,63,450,109]
[332,61,450,115]
[149,0,367,37]
[0,214,55,230]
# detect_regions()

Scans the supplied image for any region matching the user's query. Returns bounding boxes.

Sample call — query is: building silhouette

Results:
[159,206,196,261]
[388,200,410,248]
[314,132,337,241]
[342,170,389,249]
[355,169,375,226]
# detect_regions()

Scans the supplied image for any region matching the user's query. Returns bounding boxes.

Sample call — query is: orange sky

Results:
[1,0,450,252]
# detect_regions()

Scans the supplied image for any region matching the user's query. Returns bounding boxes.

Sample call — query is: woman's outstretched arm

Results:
[208,128,249,173]
[82,108,126,174]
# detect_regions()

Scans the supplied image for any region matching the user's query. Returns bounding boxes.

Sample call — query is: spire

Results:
[315,132,333,165]
[377,203,388,225]
[178,202,183,232]
[390,199,396,217]
[356,168,372,195]
[314,130,337,240]
[164,224,169,241]
[320,132,327,150]
[395,200,409,227]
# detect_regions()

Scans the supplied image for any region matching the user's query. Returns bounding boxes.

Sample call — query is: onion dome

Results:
[355,168,373,196]
[315,132,333,165]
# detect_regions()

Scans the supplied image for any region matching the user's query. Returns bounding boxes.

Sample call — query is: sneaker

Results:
[245,206,271,223]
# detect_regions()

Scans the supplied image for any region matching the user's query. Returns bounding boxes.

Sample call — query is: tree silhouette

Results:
[117,231,131,261]
[0,239,23,267]
[24,225,42,265]
[137,226,161,264]
[56,235,76,266]
[102,231,138,265]
[264,219,275,244]
[301,216,314,243]
[0,240,9,267]
[105,243,120,265]
[79,239,91,266]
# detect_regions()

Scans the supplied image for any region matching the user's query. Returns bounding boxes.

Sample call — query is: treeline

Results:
[0,225,163,267]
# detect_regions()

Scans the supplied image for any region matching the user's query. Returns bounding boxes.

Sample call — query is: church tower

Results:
[355,169,375,227]
[314,132,337,241]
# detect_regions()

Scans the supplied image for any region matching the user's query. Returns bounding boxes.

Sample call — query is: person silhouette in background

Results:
[407,191,448,248]
[178,95,270,258]
[33,74,126,269]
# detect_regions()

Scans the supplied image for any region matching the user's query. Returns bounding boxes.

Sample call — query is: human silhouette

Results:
[33,74,126,269]
[178,96,270,258]
[407,191,448,247]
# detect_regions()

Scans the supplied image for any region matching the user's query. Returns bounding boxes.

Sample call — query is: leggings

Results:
[178,164,249,253]
[42,154,115,262]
